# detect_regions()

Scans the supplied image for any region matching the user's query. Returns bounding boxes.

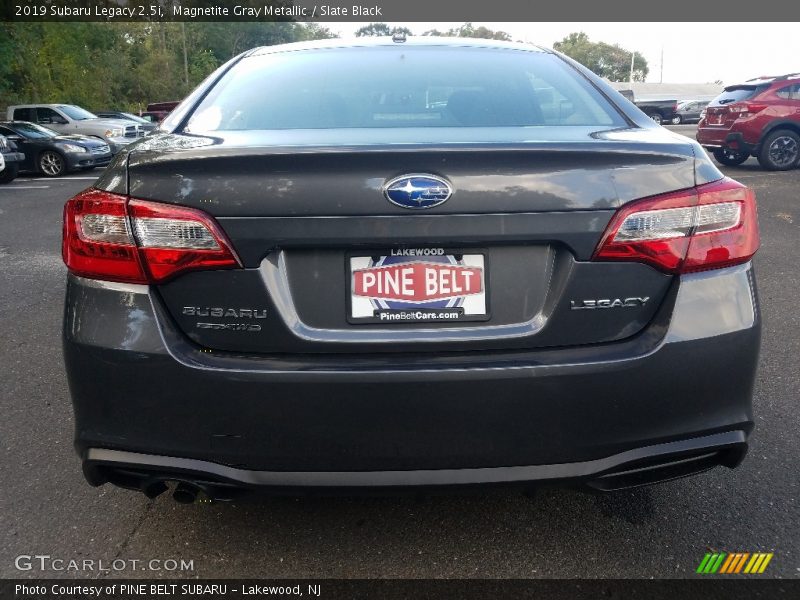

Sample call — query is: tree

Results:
[355,23,412,37]
[422,23,511,41]
[0,22,339,112]
[553,32,648,82]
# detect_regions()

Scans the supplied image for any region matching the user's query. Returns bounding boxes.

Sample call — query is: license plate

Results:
[348,250,488,323]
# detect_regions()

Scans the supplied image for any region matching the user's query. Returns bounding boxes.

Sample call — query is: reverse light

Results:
[728,103,768,118]
[63,189,241,284]
[593,178,759,274]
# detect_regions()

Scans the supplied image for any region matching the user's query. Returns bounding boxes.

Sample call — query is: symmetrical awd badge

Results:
[384,174,453,209]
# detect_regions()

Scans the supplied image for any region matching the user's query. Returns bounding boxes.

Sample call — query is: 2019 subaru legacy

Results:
[62,38,760,502]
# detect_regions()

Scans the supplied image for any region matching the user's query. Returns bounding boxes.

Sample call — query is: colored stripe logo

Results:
[696,552,774,574]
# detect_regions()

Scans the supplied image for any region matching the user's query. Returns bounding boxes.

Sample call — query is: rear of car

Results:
[143,100,180,122]
[0,133,25,183]
[62,39,761,501]
[698,75,800,170]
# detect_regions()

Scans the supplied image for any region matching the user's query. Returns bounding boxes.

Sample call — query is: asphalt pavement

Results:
[1,128,798,579]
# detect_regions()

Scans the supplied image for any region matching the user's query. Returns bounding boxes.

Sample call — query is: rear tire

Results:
[757,129,800,171]
[712,148,749,167]
[39,150,66,177]
[0,163,19,184]
[648,112,663,125]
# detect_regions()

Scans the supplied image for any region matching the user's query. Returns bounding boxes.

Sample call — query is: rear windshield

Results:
[710,85,769,106]
[185,46,625,132]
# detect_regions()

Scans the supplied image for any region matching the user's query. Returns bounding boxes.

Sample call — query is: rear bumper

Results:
[2,151,25,164]
[697,128,758,155]
[64,263,760,493]
[84,431,748,497]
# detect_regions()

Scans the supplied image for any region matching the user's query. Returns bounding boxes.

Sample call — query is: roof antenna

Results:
[392,31,407,43]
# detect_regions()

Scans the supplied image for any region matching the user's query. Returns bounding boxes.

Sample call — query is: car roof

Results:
[0,120,41,128]
[735,73,800,87]
[247,36,548,57]
[8,104,73,108]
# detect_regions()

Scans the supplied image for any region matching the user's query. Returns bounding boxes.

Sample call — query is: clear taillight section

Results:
[613,206,696,242]
[63,189,241,284]
[727,103,767,118]
[593,178,759,274]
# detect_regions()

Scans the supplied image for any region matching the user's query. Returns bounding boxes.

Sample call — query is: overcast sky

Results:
[329,22,798,85]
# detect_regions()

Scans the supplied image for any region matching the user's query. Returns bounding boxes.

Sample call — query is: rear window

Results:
[710,85,769,106]
[13,108,35,121]
[185,46,625,132]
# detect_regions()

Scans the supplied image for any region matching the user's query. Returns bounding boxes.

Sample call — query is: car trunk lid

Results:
[119,128,694,354]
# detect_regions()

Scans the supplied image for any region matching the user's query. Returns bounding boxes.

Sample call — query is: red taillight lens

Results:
[128,199,241,283]
[62,189,146,282]
[63,189,241,284]
[683,179,759,272]
[593,178,759,274]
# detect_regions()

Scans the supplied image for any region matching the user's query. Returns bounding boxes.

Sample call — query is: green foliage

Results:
[553,32,649,82]
[0,22,338,113]
[355,22,511,40]
[422,23,512,41]
[354,23,412,37]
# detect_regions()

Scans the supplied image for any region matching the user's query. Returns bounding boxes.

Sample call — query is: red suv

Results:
[697,73,800,170]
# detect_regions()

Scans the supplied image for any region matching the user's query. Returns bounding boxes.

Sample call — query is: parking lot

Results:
[1,125,798,579]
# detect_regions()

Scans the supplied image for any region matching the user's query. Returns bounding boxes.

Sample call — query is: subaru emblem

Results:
[383,174,453,209]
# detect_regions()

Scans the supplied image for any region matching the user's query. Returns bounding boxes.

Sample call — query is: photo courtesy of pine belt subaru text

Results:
[61,37,761,502]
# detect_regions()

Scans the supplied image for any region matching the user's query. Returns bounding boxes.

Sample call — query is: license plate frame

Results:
[346,249,490,324]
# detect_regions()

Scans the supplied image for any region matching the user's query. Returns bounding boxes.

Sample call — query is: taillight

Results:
[593,178,759,274]
[728,102,768,118]
[63,189,241,284]
[62,189,146,282]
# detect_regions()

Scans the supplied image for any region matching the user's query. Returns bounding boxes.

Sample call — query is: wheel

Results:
[671,115,682,125]
[757,129,800,171]
[712,148,749,167]
[648,112,663,125]
[0,162,19,184]
[39,150,66,177]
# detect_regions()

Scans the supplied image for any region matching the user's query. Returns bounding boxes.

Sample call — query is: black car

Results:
[0,134,25,184]
[95,111,157,133]
[672,100,710,124]
[62,38,761,503]
[0,121,113,177]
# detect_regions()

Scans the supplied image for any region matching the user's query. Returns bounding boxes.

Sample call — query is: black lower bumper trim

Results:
[84,430,747,497]
[725,132,757,155]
